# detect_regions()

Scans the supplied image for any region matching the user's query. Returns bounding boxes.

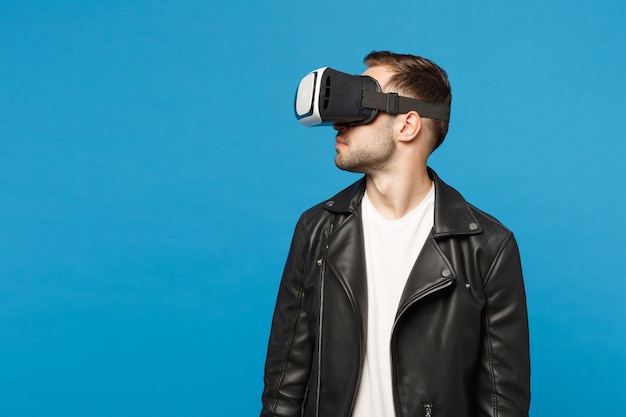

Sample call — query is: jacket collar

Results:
[322,167,483,237]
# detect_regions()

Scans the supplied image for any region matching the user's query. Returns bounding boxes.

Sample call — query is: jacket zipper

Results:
[315,256,325,417]
[394,278,454,324]
[315,214,334,417]
[424,403,434,417]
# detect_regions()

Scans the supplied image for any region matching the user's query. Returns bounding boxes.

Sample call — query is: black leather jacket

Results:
[261,168,530,417]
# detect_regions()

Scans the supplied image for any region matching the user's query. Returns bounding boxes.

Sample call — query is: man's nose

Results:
[333,123,349,132]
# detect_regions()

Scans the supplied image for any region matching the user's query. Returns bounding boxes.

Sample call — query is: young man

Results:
[261,51,530,417]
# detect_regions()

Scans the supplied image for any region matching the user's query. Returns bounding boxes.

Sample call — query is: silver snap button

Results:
[442,269,451,277]
[469,222,478,230]
[326,200,334,207]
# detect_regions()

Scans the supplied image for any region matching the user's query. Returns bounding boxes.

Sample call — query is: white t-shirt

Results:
[352,184,435,417]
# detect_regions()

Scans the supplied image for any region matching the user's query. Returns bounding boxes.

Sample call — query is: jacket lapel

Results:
[322,179,368,341]
[396,168,482,320]
[321,169,484,336]
[395,235,455,320]
[323,211,368,338]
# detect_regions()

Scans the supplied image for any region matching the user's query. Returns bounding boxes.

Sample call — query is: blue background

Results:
[1,1,624,416]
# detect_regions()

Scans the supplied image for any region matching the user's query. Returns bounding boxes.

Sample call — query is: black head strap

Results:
[361,90,450,122]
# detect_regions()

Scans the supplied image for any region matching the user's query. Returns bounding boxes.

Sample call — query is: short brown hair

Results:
[364,51,452,152]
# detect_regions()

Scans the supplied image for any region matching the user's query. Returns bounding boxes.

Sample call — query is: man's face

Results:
[333,65,398,174]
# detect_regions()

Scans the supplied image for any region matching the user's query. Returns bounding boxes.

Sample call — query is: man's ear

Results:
[396,111,422,143]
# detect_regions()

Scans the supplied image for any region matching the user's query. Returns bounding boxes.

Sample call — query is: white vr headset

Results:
[294,67,451,127]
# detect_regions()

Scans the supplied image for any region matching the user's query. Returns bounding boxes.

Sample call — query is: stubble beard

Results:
[334,124,396,174]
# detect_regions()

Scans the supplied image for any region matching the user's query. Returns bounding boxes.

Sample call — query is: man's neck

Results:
[365,167,433,221]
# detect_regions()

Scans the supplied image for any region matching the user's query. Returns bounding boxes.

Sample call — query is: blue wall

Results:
[1,1,624,415]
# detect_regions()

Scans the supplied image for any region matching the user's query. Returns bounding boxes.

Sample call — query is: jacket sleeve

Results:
[261,219,314,417]
[477,233,531,417]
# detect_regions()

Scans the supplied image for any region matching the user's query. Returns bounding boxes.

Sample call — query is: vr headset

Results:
[294,67,450,127]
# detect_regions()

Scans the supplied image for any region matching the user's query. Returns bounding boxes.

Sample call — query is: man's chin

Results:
[335,158,364,174]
